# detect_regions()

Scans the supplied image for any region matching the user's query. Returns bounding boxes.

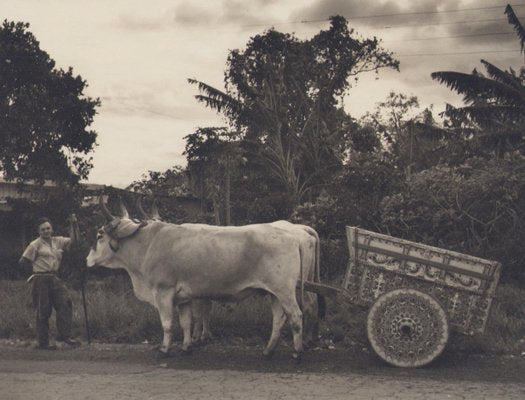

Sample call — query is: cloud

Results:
[99,83,219,123]
[173,0,285,28]
[172,3,217,26]
[290,0,459,28]
[446,18,518,48]
[117,11,174,31]
[290,0,516,43]
[286,1,522,74]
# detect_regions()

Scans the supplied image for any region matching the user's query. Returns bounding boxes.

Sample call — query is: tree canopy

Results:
[0,20,99,184]
[189,16,399,203]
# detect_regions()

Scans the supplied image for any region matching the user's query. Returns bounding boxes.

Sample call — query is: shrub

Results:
[381,154,525,282]
[319,239,348,280]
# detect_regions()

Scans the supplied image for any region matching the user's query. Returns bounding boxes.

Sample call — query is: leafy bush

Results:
[319,239,348,280]
[293,152,401,240]
[380,154,525,282]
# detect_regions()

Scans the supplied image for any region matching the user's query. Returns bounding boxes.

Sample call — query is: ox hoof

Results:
[181,347,193,356]
[292,352,303,362]
[156,349,172,359]
[303,338,319,350]
[262,350,275,360]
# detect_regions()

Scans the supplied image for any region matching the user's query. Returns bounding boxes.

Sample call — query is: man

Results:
[19,216,81,350]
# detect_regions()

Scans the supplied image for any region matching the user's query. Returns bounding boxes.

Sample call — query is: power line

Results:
[282,17,525,34]
[398,49,521,57]
[381,17,520,30]
[241,3,525,28]
[384,31,515,43]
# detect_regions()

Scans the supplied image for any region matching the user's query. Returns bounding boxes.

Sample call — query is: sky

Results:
[3,0,525,188]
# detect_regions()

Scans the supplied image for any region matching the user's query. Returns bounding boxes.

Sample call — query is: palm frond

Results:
[192,95,234,115]
[505,4,525,54]
[431,71,524,106]
[188,78,242,116]
[444,104,524,128]
[480,60,522,89]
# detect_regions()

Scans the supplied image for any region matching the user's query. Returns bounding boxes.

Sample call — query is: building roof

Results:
[0,178,130,211]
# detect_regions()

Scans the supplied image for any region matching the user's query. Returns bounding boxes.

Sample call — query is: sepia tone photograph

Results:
[1,0,525,398]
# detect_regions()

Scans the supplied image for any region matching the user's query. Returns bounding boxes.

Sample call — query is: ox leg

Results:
[279,295,304,359]
[155,290,175,355]
[191,300,204,342]
[200,300,213,341]
[191,300,213,342]
[263,295,286,358]
[177,302,193,352]
[303,292,320,348]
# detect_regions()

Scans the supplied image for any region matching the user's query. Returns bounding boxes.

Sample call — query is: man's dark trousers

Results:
[31,274,73,346]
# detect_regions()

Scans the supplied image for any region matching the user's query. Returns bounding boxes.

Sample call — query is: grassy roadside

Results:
[1,276,524,355]
[0,276,273,344]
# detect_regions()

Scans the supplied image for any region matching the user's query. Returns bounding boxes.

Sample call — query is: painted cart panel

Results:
[342,226,502,336]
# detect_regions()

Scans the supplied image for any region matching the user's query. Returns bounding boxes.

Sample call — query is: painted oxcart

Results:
[305,226,502,368]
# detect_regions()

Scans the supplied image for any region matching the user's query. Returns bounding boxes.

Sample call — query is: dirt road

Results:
[1,340,525,400]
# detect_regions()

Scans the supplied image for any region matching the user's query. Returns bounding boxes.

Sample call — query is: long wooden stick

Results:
[80,278,91,345]
[70,214,90,344]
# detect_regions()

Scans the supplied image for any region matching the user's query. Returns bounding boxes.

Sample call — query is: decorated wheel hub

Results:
[367,288,449,368]
[391,313,422,342]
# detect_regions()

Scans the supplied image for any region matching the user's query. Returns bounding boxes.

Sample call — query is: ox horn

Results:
[99,194,115,220]
[151,199,161,221]
[136,196,150,221]
[118,196,130,219]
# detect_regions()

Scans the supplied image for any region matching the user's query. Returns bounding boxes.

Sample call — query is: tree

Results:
[430,5,525,159]
[0,20,99,184]
[361,92,453,176]
[127,166,193,222]
[183,127,243,225]
[128,166,190,198]
[189,16,399,204]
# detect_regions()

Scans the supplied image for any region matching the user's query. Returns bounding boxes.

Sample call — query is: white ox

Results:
[191,220,325,346]
[134,200,325,346]
[87,197,308,358]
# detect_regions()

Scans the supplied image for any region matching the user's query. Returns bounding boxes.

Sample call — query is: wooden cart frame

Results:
[305,226,502,368]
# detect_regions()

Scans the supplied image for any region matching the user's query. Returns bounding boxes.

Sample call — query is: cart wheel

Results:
[367,288,449,368]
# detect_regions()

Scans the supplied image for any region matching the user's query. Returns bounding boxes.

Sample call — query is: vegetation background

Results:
[1,7,525,355]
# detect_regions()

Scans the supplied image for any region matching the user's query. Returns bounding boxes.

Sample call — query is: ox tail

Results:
[305,226,326,320]
[302,226,321,283]
[298,240,305,313]
[312,228,321,283]
[314,233,326,319]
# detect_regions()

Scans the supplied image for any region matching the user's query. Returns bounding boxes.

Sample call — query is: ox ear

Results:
[118,196,130,219]
[136,196,150,221]
[151,199,161,221]
[99,194,115,221]
[113,219,145,239]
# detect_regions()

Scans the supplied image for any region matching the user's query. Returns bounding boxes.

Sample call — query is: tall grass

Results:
[447,283,525,355]
[0,280,34,338]
[1,277,524,355]
[0,276,273,344]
